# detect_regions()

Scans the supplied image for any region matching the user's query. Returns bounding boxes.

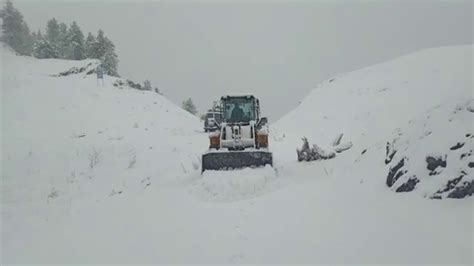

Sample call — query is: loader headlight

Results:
[256,133,268,148]
[209,134,220,149]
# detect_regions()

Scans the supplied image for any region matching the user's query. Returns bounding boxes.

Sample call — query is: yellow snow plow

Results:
[202,95,273,172]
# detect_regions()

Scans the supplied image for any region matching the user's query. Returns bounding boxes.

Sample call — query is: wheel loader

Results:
[201,95,273,172]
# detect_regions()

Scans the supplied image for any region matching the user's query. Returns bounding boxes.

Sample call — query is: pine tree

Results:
[85,29,119,75]
[33,39,59,59]
[0,0,33,55]
[182,98,198,115]
[143,80,152,91]
[45,18,60,44]
[45,18,60,58]
[101,40,119,76]
[32,30,42,55]
[66,21,85,60]
[91,29,107,58]
[87,30,106,59]
[57,22,68,58]
[84,32,96,58]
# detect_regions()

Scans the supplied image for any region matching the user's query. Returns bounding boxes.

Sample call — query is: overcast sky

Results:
[12,0,473,120]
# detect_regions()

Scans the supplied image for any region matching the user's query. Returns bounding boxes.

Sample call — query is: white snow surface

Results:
[1,45,473,264]
[273,45,473,198]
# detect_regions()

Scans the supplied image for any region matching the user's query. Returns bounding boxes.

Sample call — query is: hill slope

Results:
[272,45,473,199]
[2,45,205,204]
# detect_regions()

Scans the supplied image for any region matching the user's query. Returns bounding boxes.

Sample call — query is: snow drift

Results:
[194,165,281,201]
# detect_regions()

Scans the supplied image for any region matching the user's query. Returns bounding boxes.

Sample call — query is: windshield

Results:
[223,97,255,122]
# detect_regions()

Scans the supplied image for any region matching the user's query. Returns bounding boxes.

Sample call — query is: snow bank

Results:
[193,165,280,201]
[384,100,473,198]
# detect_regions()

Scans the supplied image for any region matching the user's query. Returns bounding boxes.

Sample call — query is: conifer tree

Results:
[0,0,33,55]
[66,21,85,60]
[182,98,198,115]
[84,32,96,58]
[57,22,68,58]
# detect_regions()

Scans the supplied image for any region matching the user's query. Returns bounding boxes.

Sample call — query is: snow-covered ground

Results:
[1,44,473,264]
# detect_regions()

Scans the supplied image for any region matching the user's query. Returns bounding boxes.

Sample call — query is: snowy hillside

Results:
[273,45,473,199]
[2,44,204,204]
[2,45,473,264]
[1,45,206,262]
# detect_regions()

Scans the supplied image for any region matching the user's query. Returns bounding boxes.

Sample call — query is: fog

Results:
[14,0,472,120]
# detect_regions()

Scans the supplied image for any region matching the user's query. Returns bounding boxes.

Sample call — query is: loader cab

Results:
[221,95,259,123]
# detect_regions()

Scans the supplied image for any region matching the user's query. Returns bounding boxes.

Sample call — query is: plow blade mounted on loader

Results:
[202,150,273,172]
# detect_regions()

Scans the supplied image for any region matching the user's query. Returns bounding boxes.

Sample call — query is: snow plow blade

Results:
[202,150,273,172]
